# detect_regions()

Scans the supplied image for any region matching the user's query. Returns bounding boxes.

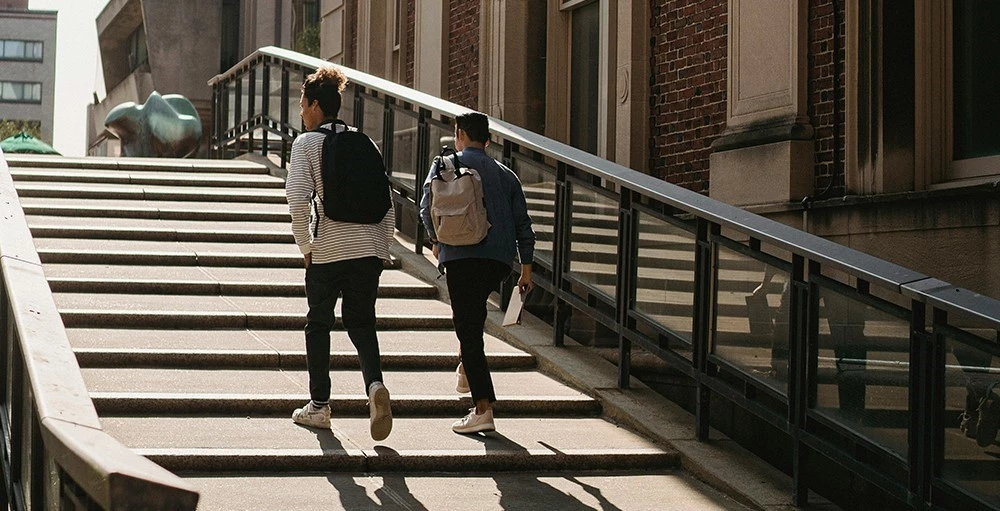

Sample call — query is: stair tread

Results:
[27,215,292,233]
[43,264,429,288]
[54,294,452,316]
[34,238,302,256]
[186,472,740,511]
[66,328,522,354]
[83,367,583,396]
[6,155,268,173]
[15,181,286,198]
[11,168,285,186]
[101,417,667,454]
[20,197,290,216]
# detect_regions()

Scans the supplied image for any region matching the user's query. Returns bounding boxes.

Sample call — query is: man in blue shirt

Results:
[420,112,535,434]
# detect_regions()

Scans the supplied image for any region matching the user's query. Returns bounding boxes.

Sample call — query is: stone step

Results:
[186,471,739,511]
[91,393,600,417]
[64,329,521,354]
[53,293,451,317]
[20,197,290,222]
[35,242,306,268]
[27,215,292,243]
[43,264,431,297]
[58,309,451,330]
[14,182,287,204]
[82,367,584,400]
[74,348,535,370]
[5,155,270,174]
[10,168,286,188]
[104,417,675,473]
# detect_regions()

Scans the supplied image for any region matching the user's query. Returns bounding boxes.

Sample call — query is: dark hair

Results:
[302,66,347,119]
[455,112,490,144]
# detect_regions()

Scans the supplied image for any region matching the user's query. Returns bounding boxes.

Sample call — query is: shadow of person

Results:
[293,425,382,509]
[371,446,429,510]
[472,431,609,511]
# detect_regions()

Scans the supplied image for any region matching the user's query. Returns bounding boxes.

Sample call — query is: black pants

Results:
[305,256,384,402]
[444,258,512,404]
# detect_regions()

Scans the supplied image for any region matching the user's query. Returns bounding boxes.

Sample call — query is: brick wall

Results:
[808,0,846,197]
[648,0,728,194]
[405,0,415,87]
[446,0,479,109]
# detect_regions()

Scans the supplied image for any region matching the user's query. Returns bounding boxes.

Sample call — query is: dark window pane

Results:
[570,2,600,155]
[953,2,1000,160]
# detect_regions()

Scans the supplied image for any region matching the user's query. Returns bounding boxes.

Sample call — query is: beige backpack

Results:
[429,153,491,245]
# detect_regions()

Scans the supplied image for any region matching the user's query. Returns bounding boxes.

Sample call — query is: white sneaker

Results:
[368,381,393,441]
[456,362,470,394]
[452,407,495,434]
[292,401,331,429]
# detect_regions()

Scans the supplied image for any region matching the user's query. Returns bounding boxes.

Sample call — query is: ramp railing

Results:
[210,46,1000,510]
[0,149,199,510]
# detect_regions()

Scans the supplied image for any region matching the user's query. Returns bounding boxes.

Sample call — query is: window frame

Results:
[0,81,43,104]
[0,39,43,62]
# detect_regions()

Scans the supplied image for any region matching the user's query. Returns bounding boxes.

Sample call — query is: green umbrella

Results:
[0,131,60,155]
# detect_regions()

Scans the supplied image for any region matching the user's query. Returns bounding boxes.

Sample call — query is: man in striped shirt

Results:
[286,66,395,441]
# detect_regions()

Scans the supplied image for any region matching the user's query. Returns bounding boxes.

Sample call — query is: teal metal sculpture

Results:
[104,91,202,157]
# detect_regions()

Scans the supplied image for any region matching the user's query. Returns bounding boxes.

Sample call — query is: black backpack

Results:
[313,121,391,224]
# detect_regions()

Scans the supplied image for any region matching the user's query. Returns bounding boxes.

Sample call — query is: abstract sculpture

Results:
[104,91,202,158]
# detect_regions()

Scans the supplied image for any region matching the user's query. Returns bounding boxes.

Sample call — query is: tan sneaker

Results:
[452,407,495,434]
[292,401,331,429]
[456,362,470,393]
[368,381,393,441]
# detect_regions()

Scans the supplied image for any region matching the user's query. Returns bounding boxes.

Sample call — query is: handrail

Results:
[210,46,941,300]
[0,148,199,509]
[211,47,1000,510]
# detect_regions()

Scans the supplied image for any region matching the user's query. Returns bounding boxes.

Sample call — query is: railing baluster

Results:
[693,219,716,441]
[551,162,570,347]
[248,67,256,155]
[616,188,636,389]
[261,61,270,157]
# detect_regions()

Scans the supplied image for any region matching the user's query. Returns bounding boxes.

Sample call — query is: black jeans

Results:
[444,258,512,404]
[305,256,384,402]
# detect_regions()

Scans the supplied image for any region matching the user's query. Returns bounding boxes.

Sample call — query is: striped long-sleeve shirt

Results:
[286,122,395,264]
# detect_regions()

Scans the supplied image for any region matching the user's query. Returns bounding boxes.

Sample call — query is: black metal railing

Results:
[210,46,1000,510]
[0,149,199,510]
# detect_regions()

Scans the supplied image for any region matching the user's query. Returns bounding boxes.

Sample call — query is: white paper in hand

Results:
[503,290,525,326]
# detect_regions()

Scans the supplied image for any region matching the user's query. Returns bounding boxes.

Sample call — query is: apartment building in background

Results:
[320,0,1000,303]
[0,0,57,144]
[87,0,319,156]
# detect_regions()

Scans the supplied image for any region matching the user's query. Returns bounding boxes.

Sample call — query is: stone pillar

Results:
[709,0,813,206]
[480,0,547,132]
[614,0,649,169]
[414,0,447,96]
[320,0,346,63]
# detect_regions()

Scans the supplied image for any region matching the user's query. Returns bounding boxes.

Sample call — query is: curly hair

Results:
[302,66,348,119]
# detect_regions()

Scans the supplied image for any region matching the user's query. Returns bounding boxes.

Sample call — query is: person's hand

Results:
[303,253,312,269]
[517,264,534,294]
[432,243,440,259]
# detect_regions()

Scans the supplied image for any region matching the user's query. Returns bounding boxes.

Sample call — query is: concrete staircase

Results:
[7,155,746,510]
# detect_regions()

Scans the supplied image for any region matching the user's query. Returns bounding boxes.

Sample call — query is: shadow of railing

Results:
[0,148,199,509]
[209,46,1000,511]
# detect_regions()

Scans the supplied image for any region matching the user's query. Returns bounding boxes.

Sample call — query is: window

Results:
[950,2,1000,179]
[126,26,148,71]
[0,81,42,103]
[0,39,43,61]
[569,1,600,154]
